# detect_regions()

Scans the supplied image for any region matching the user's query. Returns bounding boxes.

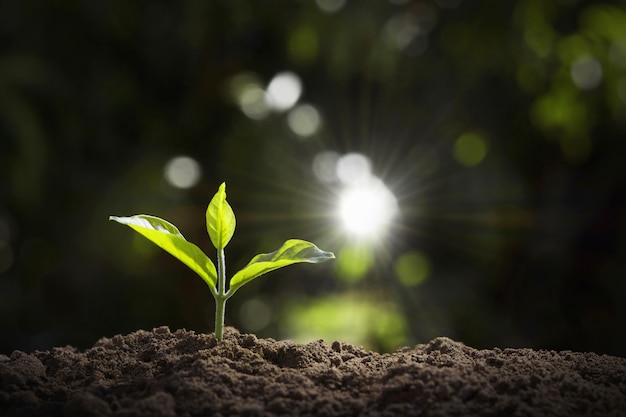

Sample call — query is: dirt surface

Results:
[1,327,625,417]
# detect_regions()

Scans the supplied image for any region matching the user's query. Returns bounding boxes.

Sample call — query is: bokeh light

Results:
[163,156,202,189]
[336,153,372,185]
[570,56,603,90]
[239,87,271,120]
[395,251,431,286]
[266,71,302,112]
[228,72,271,120]
[287,104,322,137]
[609,40,626,68]
[316,0,346,14]
[384,13,426,54]
[288,25,319,66]
[312,151,340,183]
[453,132,489,167]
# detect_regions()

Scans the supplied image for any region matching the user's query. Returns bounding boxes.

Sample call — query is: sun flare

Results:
[338,179,398,239]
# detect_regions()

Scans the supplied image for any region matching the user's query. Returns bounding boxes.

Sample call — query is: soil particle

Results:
[1,326,625,416]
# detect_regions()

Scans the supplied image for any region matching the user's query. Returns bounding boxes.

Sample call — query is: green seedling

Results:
[109,182,335,340]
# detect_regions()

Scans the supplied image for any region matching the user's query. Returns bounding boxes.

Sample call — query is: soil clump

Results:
[1,326,625,416]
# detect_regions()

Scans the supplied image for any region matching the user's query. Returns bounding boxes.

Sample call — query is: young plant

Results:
[109,182,335,340]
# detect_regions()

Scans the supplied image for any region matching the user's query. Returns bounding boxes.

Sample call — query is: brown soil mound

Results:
[1,326,624,416]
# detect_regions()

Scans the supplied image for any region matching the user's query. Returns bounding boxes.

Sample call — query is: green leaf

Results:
[229,239,335,292]
[109,214,218,290]
[206,182,236,250]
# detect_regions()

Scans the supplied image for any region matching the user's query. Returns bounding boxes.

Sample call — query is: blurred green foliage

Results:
[1,0,626,355]
[282,293,408,353]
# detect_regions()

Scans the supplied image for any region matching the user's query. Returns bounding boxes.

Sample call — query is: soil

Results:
[1,327,625,417]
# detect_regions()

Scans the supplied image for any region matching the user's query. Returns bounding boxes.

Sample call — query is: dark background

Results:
[1,0,625,355]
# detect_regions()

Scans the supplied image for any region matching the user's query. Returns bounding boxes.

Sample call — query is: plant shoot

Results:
[110,182,335,340]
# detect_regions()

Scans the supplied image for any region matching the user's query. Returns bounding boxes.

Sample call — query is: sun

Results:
[338,178,398,239]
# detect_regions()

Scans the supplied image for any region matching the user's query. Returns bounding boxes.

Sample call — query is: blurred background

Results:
[1,0,626,355]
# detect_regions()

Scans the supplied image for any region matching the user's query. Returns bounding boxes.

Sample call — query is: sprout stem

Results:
[215,248,227,340]
[215,295,226,341]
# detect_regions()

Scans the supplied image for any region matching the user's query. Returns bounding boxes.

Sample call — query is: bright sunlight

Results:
[339,178,398,239]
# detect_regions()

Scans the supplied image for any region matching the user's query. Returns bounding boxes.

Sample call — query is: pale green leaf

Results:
[109,214,217,290]
[229,239,335,292]
[206,182,236,250]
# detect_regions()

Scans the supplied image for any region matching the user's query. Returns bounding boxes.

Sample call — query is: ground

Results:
[1,326,625,416]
